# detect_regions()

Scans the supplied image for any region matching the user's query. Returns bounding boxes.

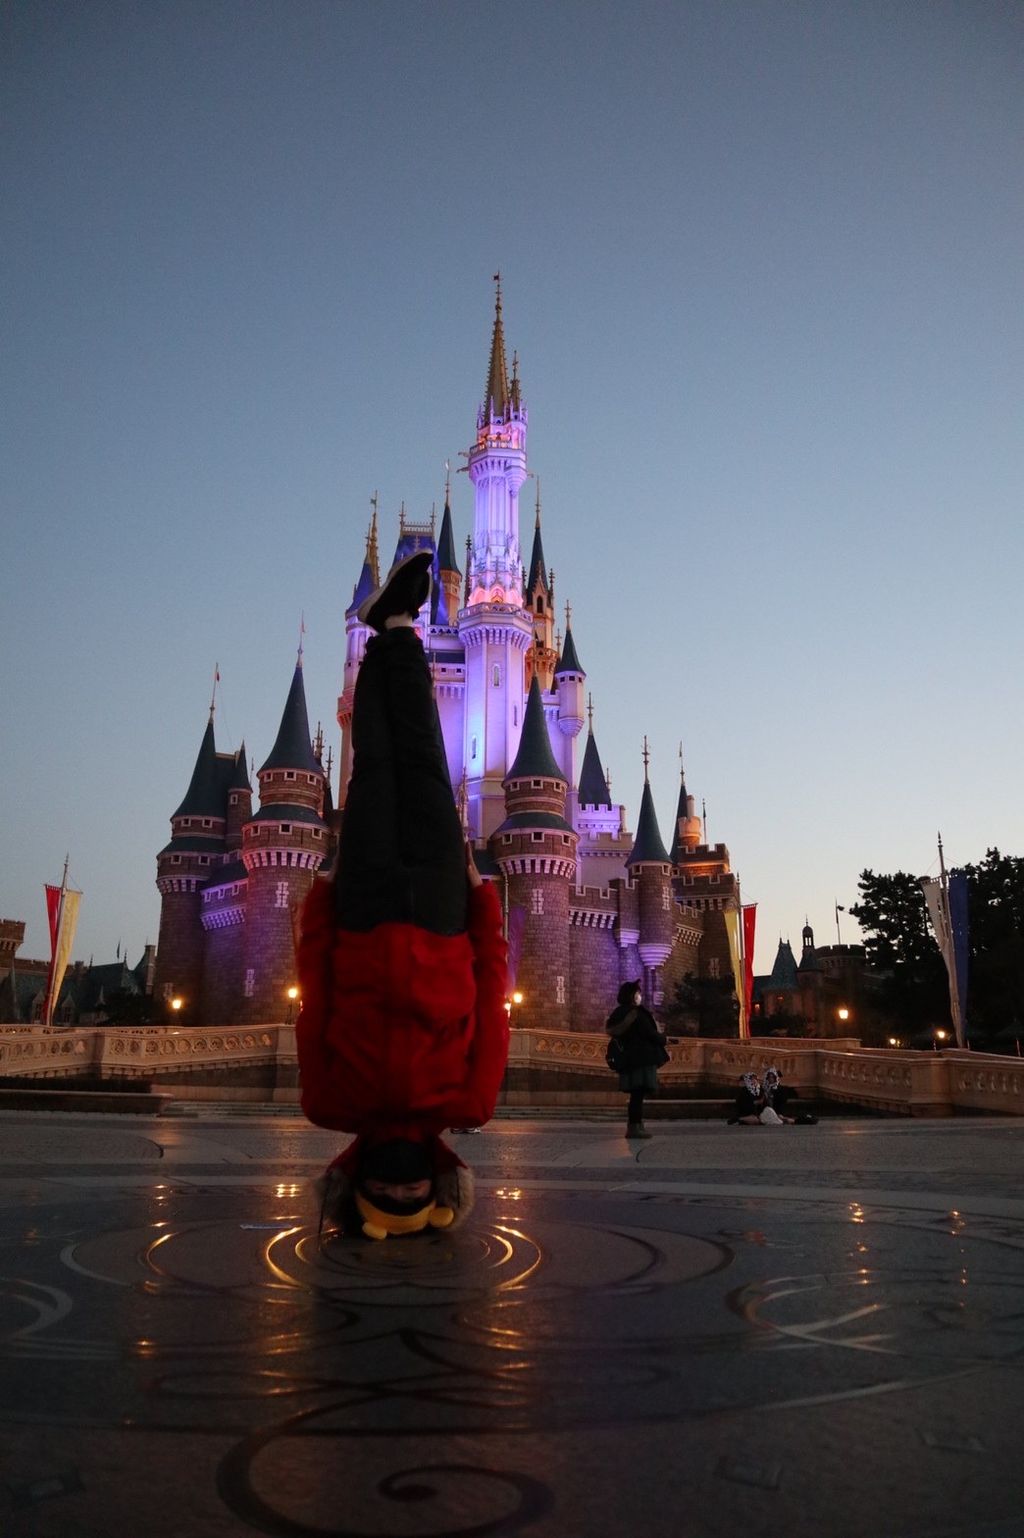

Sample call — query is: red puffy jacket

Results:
[295,877,509,1137]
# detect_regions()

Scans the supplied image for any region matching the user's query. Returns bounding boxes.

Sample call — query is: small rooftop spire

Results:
[368,492,380,584]
[642,734,651,784]
[535,474,541,528]
[297,612,306,664]
[587,692,594,732]
[208,662,220,723]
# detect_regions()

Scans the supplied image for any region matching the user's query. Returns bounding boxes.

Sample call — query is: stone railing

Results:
[2,1025,1022,1116]
[0,1023,295,1087]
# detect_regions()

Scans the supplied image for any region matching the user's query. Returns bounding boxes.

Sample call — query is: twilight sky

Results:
[3,0,1022,976]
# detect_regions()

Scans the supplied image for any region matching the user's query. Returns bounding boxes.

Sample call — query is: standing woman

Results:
[605,980,668,1140]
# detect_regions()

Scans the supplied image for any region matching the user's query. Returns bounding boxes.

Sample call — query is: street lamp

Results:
[934,1027,948,1052]
[170,997,183,1015]
[506,990,524,1027]
[286,986,299,1025]
[837,1006,850,1024]
[888,1036,900,1048]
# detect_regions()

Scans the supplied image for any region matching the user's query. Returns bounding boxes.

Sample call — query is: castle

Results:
[153,284,739,1030]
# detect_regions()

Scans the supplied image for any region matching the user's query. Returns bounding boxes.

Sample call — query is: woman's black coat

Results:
[605,1003,667,1071]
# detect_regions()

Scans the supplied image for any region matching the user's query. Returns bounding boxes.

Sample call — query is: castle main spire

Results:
[483,272,510,419]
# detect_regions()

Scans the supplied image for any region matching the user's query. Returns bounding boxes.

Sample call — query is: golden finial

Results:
[565,599,572,632]
[493,270,502,309]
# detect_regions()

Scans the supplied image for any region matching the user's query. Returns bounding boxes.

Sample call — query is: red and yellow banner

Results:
[43,886,81,1026]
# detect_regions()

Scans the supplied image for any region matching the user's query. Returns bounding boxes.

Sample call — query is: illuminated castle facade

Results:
[154,285,738,1030]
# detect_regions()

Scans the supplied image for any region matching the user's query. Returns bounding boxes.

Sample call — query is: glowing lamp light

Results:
[837,1007,850,1022]
[286,987,299,1002]
[935,1029,948,1041]
[512,992,523,1006]
[170,997,183,1013]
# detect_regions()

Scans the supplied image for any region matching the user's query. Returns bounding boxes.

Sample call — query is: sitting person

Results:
[295,550,509,1239]
[729,1066,816,1125]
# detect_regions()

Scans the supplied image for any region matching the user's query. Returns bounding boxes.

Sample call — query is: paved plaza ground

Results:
[1,1108,1023,1538]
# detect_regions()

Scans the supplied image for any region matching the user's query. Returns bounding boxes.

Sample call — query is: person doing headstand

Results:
[295,550,509,1239]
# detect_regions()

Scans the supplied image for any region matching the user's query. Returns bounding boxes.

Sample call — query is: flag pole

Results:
[736,873,748,1040]
[43,854,69,1027]
[938,832,964,1048]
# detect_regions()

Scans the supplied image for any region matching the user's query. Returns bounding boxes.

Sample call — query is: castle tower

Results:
[669,746,703,863]
[153,715,229,1013]
[492,676,577,1030]
[553,604,585,792]
[524,485,558,692]
[461,277,533,837]
[575,697,633,888]
[337,509,380,804]
[434,479,462,627]
[241,654,328,1021]
[626,742,673,1007]
[226,743,252,851]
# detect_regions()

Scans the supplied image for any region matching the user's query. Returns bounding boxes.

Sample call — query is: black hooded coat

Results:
[604,982,668,1071]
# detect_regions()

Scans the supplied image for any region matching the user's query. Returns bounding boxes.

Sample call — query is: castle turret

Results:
[241,654,327,1021]
[337,506,380,803]
[461,277,532,837]
[669,746,703,863]
[626,742,673,1007]
[434,480,461,627]
[226,742,252,851]
[492,676,577,1030]
[524,485,558,692]
[553,603,585,789]
[153,714,229,1013]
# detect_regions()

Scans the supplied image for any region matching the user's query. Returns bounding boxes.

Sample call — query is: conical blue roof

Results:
[230,741,251,791]
[768,939,799,990]
[555,623,584,677]
[578,730,611,808]
[260,662,321,774]
[627,781,670,865]
[668,774,689,864]
[504,676,566,785]
[172,718,226,819]
[527,519,548,594]
[347,558,377,617]
[436,501,460,574]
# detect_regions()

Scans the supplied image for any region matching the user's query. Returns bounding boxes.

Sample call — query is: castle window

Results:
[531,888,544,915]
[307,774,318,786]
[531,779,542,788]
[662,886,671,910]
[555,974,565,1004]
[244,968,255,998]
[181,818,192,828]
[471,737,477,760]
[531,832,544,843]
[280,824,292,835]
[492,665,500,687]
[536,596,544,613]
[513,705,518,726]
[562,835,570,845]
[171,855,181,865]
[285,770,296,781]
[202,818,213,829]
[198,855,209,866]
[708,957,720,980]
[503,834,512,844]
[312,827,322,838]
[275,882,289,909]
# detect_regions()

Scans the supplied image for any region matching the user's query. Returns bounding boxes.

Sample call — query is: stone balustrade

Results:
[2,1025,1022,1116]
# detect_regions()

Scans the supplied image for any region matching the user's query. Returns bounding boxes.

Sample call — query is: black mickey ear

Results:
[434,1164,475,1228]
